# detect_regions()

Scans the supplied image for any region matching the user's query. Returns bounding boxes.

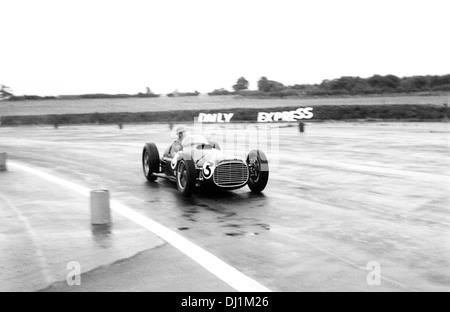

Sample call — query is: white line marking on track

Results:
[0,193,53,287]
[9,161,271,292]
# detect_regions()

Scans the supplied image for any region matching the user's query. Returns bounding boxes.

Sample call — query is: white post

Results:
[0,153,6,171]
[90,190,111,225]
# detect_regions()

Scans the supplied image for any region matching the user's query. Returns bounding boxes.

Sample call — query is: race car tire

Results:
[176,154,196,196]
[247,149,269,193]
[143,143,160,182]
[209,140,221,150]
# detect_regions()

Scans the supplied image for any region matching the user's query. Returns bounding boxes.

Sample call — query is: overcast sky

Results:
[1,0,449,95]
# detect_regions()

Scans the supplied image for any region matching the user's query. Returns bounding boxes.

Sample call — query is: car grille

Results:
[213,161,249,187]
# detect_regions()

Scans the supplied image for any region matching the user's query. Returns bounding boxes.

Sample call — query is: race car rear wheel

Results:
[176,155,196,196]
[247,149,269,193]
[143,143,160,182]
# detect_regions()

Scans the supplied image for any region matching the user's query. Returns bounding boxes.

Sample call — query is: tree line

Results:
[3,74,450,101]
[0,86,161,101]
[209,74,450,97]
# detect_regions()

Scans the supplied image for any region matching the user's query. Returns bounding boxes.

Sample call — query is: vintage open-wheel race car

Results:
[142,134,269,196]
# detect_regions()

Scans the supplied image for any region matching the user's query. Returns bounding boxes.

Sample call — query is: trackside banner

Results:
[198,113,234,123]
[257,107,313,122]
[197,107,313,123]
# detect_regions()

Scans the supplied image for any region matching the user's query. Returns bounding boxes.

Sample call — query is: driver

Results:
[170,126,187,156]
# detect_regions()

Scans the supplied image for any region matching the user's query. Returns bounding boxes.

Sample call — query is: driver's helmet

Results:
[176,127,187,135]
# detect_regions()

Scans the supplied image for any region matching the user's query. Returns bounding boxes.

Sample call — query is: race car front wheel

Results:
[176,155,196,196]
[143,143,160,182]
[247,149,269,193]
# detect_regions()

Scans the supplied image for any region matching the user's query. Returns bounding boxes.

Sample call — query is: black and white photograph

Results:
[0,0,449,296]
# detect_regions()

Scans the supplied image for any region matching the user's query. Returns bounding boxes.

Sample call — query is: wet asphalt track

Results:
[0,122,449,291]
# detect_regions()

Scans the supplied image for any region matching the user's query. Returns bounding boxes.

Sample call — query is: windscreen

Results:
[181,135,209,147]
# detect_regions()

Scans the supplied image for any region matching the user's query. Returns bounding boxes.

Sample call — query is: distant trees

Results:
[257,77,285,92]
[207,73,450,98]
[166,90,200,97]
[6,72,449,103]
[0,85,13,99]
[232,77,249,92]
[242,74,450,97]
[365,74,400,90]
[257,77,269,92]
[208,88,234,96]
[312,74,450,96]
[136,87,159,98]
